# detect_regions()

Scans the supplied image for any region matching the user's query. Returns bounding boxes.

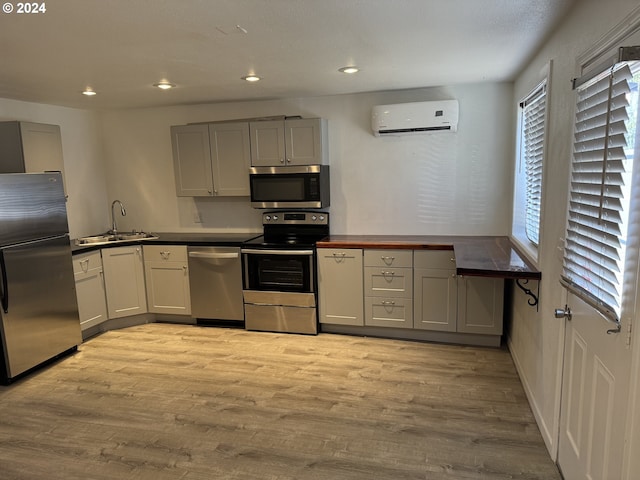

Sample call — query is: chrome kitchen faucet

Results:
[110,199,126,234]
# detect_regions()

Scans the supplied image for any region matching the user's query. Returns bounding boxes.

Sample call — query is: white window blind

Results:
[561,61,638,322]
[520,83,547,246]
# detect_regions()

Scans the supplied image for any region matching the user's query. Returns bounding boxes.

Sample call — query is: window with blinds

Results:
[520,83,547,246]
[561,60,640,322]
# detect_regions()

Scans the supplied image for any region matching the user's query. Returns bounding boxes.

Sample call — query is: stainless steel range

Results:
[241,211,329,334]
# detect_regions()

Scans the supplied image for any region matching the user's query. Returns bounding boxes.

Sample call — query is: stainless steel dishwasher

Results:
[187,246,244,323]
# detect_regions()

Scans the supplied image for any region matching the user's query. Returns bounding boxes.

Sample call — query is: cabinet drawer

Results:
[413,250,456,269]
[318,248,362,262]
[364,249,413,268]
[364,266,413,297]
[73,251,102,274]
[143,245,188,262]
[365,297,413,328]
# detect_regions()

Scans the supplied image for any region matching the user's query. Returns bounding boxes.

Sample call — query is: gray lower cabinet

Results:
[171,122,251,197]
[457,276,504,335]
[101,246,148,319]
[413,250,457,331]
[72,250,108,331]
[364,249,413,328]
[143,245,191,315]
[320,247,505,341]
[318,248,363,326]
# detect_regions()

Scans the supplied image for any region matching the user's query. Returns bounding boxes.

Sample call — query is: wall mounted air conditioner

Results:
[371,100,459,136]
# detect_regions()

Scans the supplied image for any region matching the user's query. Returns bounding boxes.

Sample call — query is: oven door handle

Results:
[241,248,314,256]
[188,251,239,259]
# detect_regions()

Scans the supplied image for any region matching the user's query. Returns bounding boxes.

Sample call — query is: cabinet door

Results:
[73,251,108,330]
[143,246,191,315]
[209,123,251,196]
[284,118,326,165]
[457,277,504,335]
[249,120,286,166]
[0,122,67,195]
[318,248,363,326]
[20,123,65,180]
[413,268,457,332]
[102,246,148,319]
[171,124,214,196]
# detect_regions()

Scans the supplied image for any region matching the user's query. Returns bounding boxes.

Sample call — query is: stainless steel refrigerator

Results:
[0,172,81,383]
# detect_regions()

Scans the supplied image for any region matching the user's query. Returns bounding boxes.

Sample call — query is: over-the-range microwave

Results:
[249,165,330,209]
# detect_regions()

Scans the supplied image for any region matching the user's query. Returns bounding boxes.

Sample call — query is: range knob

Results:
[319,215,325,222]
[272,215,279,221]
[264,215,271,221]
[311,215,317,221]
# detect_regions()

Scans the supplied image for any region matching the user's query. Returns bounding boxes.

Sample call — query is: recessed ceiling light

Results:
[82,88,97,96]
[241,75,261,82]
[153,81,176,90]
[339,66,359,74]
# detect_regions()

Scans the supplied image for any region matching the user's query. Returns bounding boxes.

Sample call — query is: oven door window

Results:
[245,253,313,293]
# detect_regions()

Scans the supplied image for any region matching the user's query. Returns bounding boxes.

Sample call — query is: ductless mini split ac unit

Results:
[371,100,459,136]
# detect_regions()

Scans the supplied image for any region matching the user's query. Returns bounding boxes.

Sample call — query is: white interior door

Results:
[556,30,640,478]
[557,294,632,479]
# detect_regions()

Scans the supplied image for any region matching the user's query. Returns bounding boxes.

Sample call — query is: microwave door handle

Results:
[241,248,314,256]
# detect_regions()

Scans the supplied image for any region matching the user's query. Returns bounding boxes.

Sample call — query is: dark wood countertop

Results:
[316,235,541,280]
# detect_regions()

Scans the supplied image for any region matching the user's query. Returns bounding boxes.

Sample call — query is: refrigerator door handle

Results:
[0,251,8,313]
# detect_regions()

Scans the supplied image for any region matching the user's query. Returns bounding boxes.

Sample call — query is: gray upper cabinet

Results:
[249,118,327,166]
[0,121,67,195]
[209,123,251,196]
[171,123,251,197]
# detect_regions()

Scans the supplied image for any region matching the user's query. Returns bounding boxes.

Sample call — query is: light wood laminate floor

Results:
[0,324,561,479]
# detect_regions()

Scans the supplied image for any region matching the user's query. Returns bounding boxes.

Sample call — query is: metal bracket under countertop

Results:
[515,278,539,310]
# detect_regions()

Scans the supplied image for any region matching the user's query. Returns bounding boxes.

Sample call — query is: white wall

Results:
[98,82,513,236]
[0,98,109,238]
[508,0,640,461]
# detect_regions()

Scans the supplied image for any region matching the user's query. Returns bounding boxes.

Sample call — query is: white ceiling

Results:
[0,0,576,110]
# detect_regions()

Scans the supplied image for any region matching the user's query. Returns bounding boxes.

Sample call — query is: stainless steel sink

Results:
[75,231,158,246]
[115,232,157,241]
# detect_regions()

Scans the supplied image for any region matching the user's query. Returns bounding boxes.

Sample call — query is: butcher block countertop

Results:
[316,235,541,280]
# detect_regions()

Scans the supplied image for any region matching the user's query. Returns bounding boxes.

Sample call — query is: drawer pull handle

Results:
[80,258,90,273]
[381,270,395,276]
[381,300,395,306]
[381,255,395,265]
[332,252,347,263]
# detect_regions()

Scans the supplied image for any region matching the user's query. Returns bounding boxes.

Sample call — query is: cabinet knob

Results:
[286,158,291,163]
[280,158,285,163]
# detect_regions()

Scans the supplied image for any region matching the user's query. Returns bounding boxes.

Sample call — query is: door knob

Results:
[554,305,572,321]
